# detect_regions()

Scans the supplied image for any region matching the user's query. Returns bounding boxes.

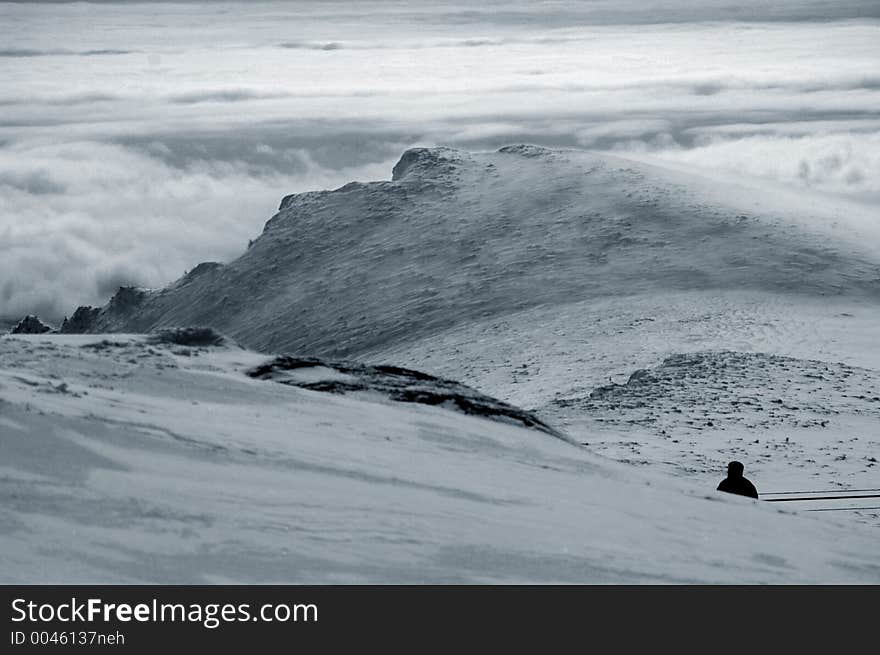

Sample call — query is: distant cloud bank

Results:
[1,0,878,319]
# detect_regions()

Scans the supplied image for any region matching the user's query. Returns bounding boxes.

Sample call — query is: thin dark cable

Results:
[764,494,880,502]
[761,488,880,496]
[804,506,880,512]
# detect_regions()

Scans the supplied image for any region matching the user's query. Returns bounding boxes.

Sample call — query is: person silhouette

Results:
[717,461,759,499]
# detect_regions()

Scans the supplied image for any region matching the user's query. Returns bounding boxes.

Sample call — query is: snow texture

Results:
[2,334,879,583]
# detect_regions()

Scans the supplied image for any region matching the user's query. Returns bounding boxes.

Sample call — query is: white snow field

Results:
[3,146,880,582]
[1,333,879,584]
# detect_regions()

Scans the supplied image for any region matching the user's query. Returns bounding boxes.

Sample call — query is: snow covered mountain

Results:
[57,145,880,357]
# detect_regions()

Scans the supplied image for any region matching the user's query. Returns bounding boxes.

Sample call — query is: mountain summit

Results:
[59,146,880,357]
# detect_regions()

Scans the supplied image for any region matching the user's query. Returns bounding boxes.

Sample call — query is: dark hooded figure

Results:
[717,461,759,499]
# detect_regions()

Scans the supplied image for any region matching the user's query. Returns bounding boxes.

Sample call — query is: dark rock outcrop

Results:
[104,286,147,315]
[146,326,234,348]
[178,262,222,285]
[11,315,53,334]
[59,287,150,334]
[496,144,553,158]
[390,146,465,181]
[247,356,564,438]
[59,306,100,333]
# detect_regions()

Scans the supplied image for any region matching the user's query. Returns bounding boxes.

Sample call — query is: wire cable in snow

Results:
[804,506,880,512]
[761,488,880,496]
[763,494,880,503]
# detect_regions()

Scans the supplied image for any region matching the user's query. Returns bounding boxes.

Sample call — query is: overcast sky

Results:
[1,1,879,320]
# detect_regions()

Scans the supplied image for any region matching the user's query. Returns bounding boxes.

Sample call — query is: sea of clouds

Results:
[1,0,879,320]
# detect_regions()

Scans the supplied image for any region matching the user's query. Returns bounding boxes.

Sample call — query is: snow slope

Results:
[366,291,880,523]
[2,333,879,583]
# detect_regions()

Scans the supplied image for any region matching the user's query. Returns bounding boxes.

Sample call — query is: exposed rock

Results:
[551,350,880,433]
[278,189,335,213]
[10,315,53,334]
[146,326,234,348]
[56,288,150,334]
[59,306,100,333]
[391,146,466,181]
[105,286,147,315]
[497,144,553,158]
[179,262,222,285]
[247,356,564,438]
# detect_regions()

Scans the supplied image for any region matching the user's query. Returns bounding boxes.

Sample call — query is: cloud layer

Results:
[1,1,878,319]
